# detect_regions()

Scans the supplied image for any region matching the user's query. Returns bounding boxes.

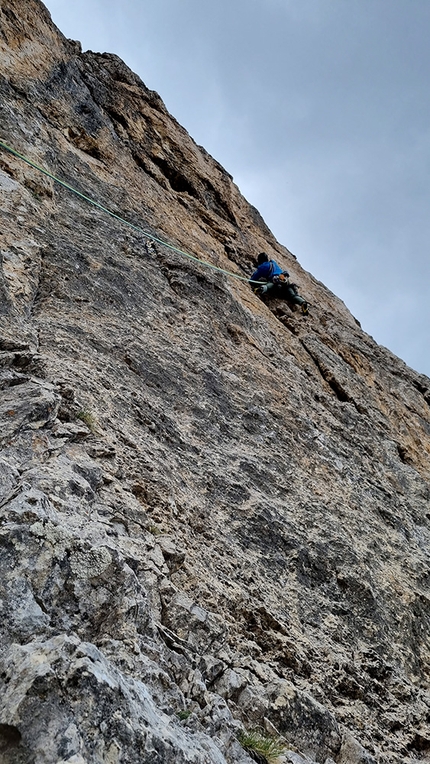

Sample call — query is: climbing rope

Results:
[0,138,262,284]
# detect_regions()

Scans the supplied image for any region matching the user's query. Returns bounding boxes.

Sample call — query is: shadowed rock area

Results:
[1,1,430,762]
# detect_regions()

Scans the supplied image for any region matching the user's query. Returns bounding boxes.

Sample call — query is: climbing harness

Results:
[272,272,287,284]
[0,139,263,285]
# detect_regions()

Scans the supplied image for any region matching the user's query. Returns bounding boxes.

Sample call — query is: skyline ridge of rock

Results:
[1,1,430,763]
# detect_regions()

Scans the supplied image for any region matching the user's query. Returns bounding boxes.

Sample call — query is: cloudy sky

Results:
[44,0,430,377]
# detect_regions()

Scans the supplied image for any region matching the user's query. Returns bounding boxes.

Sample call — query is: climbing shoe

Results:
[253,284,268,296]
[301,302,309,315]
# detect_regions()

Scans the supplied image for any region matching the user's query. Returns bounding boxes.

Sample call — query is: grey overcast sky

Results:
[43,0,430,377]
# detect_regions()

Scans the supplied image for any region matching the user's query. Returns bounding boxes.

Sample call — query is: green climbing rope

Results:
[0,138,262,284]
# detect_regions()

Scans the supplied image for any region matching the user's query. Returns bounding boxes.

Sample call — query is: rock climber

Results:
[250,252,309,314]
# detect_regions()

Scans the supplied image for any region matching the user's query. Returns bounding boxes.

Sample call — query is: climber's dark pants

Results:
[264,282,306,306]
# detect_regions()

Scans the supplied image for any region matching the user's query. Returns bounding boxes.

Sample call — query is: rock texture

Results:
[1,2,430,762]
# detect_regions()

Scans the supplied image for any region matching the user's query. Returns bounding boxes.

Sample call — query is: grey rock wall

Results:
[1,1,430,762]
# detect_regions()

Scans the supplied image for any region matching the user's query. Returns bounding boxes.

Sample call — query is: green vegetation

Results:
[176,710,191,721]
[76,409,97,433]
[148,524,162,536]
[237,729,286,764]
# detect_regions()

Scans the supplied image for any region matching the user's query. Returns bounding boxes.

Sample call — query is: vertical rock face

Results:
[0,2,430,763]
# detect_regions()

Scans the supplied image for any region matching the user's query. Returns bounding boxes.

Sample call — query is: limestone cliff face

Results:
[1,2,430,763]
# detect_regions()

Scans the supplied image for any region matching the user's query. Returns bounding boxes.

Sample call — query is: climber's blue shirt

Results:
[250,259,283,282]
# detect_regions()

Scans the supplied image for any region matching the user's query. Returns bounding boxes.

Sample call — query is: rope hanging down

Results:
[0,139,262,284]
